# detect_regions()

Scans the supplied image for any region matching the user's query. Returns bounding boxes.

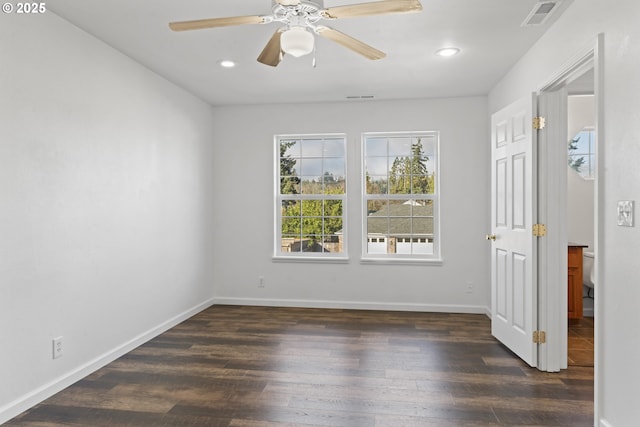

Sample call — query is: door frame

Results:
[535,34,604,424]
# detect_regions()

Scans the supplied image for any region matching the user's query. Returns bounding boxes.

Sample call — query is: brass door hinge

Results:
[533,330,546,344]
[533,116,546,130]
[533,223,547,237]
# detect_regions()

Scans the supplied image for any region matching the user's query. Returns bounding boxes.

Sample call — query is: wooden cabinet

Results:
[568,245,585,319]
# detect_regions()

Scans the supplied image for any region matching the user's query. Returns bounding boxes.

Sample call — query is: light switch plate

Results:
[617,200,634,227]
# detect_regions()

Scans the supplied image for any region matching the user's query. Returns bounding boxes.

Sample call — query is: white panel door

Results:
[490,95,538,367]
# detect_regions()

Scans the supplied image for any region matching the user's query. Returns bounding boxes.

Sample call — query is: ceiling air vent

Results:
[521,1,559,27]
[346,95,375,100]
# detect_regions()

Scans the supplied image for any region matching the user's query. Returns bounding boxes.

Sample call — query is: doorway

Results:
[536,34,603,425]
[489,34,603,424]
[566,81,596,367]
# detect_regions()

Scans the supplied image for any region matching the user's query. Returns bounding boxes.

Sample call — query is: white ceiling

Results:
[47,0,571,106]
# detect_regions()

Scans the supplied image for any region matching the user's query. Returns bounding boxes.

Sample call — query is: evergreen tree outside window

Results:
[363,132,440,260]
[568,128,595,179]
[275,134,347,258]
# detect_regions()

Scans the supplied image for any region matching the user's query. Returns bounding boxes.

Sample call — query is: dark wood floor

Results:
[568,316,595,367]
[6,305,594,426]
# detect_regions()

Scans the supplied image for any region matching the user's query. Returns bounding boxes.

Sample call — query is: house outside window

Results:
[275,134,347,259]
[363,132,440,261]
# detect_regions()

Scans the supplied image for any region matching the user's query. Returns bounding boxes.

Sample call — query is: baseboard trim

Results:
[212,297,488,315]
[600,419,613,427]
[0,298,215,425]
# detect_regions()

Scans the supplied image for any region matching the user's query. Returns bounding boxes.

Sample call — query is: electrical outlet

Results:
[258,276,265,288]
[52,336,63,359]
[465,282,473,294]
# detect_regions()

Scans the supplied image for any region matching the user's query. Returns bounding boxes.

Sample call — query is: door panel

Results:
[513,252,527,329]
[490,95,538,367]
[496,160,507,226]
[496,249,507,319]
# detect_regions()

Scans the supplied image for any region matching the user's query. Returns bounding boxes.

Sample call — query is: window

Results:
[568,128,595,179]
[363,132,440,260]
[275,134,347,259]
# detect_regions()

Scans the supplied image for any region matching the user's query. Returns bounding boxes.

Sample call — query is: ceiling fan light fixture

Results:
[281,26,315,57]
[436,47,460,57]
[219,59,237,68]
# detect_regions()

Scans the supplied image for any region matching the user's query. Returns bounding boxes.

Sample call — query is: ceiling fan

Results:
[169,0,423,67]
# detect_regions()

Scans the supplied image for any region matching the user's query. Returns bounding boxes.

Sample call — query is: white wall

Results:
[489,1,640,425]
[0,13,215,422]
[568,95,595,250]
[568,95,596,141]
[211,97,490,312]
[567,168,594,249]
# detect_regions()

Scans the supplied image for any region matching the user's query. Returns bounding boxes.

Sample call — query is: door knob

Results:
[485,234,497,241]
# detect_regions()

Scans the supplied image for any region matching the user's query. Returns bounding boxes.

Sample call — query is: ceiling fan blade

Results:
[316,27,385,60]
[257,29,284,67]
[169,15,265,32]
[322,0,422,19]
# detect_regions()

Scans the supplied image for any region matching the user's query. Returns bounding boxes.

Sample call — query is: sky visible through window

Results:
[568,128,595,179]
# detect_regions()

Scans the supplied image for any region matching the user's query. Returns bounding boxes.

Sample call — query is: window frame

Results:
[273,133,348,262]
[361,131,442,264]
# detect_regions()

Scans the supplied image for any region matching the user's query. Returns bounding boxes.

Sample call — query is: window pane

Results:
[366,176,388,194]
[302,218,321,235]
[418,136,437,156]
[325,180,345,194]
[281,218,300,235]
[388,138,411,157]
[281,200,300,215]
[280,176,300,195]
[365,156,388,176]
[366,137,388,156]
[323,217,343,235]
[362,132,439,259]
[412,200,433,216]
[324,200,343,216]
[411,175,431,194]
[324,139,345,157]
[324,157,345,194]
[389,217,410,235]
[574,132,591,153]
[323,157,345,179]
[389,175,411,194]
[367,199,387,215]
[413,217,434,235]
[367,217,388,235]
[301,138,324,157]
[280,139,300,158]
[387,200,410,216]
[301,177,323,194]
[298,236,320,252]
[301,200,321,216]
[300,158,323,176]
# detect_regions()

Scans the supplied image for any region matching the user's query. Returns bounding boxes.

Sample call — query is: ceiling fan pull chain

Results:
[312,43,317,68]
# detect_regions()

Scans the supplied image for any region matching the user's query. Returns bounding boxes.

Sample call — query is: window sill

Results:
[272,256,350,264]
[360,257,443,266]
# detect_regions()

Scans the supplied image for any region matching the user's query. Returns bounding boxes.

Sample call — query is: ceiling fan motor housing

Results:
[272,0,326,29]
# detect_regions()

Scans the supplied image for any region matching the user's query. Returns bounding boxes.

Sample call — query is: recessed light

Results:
[436,47,460,57]
[219,60,236,68]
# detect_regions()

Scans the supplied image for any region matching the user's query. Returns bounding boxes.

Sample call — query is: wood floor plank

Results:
[6,305,593,426]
